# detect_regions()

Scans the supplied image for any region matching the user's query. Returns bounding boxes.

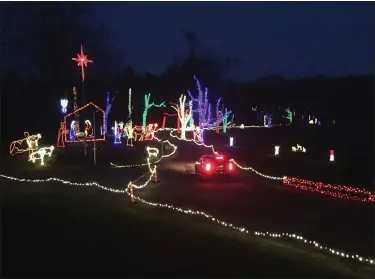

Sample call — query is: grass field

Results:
[1,138,374,277]
[201,127,373,189]
[2,179,373,278]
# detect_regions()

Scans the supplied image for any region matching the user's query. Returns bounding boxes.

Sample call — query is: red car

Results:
[194,154,235,177]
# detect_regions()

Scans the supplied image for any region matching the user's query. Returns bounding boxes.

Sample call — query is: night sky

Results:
[91,1,374,82]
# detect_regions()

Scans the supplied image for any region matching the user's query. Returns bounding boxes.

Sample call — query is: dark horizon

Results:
[0,1,374,141]
[1,1,374,83]
[90,1,374,82]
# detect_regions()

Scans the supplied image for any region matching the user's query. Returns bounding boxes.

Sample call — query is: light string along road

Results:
[0,127,373,265]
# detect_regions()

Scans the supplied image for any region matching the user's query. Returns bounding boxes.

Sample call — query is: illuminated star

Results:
[72,44,93,82]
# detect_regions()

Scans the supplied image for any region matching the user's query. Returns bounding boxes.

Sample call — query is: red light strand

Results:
[72,45,93,82]
[169,129,375,204]
[283,177,374,203]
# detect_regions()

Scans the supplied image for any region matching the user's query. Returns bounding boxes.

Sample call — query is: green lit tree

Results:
[142,93,165,133]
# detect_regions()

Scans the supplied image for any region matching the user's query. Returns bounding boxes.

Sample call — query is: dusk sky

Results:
[91,1,374,82]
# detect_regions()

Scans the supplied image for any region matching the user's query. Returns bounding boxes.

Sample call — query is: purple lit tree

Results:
[187,76,212,128]
[188,76,233,129]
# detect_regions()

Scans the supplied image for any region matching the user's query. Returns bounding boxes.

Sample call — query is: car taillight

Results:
[205,163,211,171]
[228,162,233,171]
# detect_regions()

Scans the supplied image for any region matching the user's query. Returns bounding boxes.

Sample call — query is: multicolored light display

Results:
[169,129,374,204]
[63,102,105,143]
[2,130,373,266]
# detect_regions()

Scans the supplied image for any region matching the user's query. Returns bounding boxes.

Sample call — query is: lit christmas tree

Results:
[171,95,192,139]
[215,97,233,132]
[142,93,165,133]
[104,92,115,135]
[187,76,212,128]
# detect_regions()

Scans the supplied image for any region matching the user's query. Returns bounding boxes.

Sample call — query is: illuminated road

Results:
[138,140,374,257]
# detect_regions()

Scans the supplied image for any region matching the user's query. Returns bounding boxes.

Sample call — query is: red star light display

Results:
[72,44,93,82]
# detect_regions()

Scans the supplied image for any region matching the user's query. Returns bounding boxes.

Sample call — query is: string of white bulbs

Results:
[0,129,373,265]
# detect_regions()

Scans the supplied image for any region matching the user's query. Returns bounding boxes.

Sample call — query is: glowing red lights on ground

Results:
[283,176,374,203]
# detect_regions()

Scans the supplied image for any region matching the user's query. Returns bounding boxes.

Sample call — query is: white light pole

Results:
[93,110,97,165]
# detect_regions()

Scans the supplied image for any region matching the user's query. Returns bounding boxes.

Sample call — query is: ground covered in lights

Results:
[2,179,371,278]
[1,132,374,277]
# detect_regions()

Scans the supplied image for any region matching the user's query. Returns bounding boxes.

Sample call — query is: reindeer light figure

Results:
[133,125,144,141]
[29,146,55,166]
[144,123,158,141]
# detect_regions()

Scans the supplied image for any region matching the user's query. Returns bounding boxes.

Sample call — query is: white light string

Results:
[1,129,373,265]
[168,129,375,201]
[124,189,374,265]
[110,133,178,169]
[168,130,282,180]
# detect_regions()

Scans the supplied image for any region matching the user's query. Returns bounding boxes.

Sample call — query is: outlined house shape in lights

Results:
[64,102,106,143]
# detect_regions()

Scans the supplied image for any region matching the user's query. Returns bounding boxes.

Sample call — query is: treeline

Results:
[0,2,373,141]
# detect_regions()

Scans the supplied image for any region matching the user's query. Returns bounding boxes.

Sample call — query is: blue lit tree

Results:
[187,76,212,128]
[188,76,233,129]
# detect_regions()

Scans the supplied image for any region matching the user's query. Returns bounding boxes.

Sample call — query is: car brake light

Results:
[228,162,233,171]
[205,163,211,171]
[216,156,224,160]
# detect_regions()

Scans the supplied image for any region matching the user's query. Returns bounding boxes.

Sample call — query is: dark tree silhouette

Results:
[0,2,29,142]
[182,28,198,58]
[23,2,93,89]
